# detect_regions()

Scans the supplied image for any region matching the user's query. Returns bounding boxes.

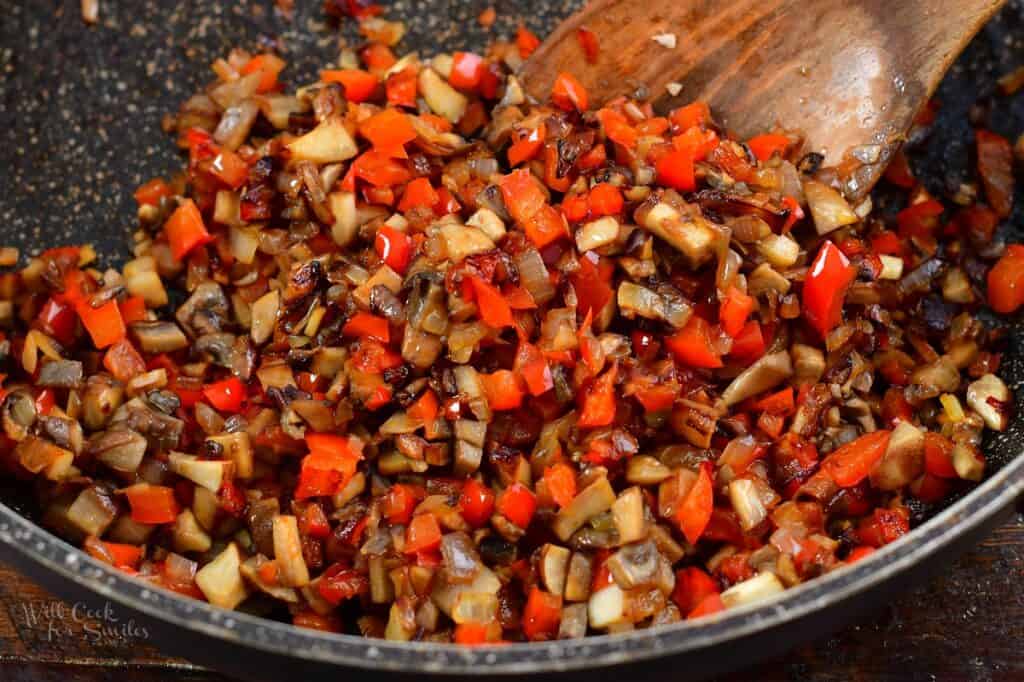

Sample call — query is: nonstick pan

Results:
[0,1,1022,680]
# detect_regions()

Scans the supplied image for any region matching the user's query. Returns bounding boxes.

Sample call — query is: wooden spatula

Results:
[521,0,1006,198]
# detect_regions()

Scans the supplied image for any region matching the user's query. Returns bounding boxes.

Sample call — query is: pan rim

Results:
[0,444,1020,675]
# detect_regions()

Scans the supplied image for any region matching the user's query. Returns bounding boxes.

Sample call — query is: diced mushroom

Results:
[430,564,501,616]
[89,428,148,473]
[635,199,719,268]
[966,374,1012,431]
[66,486,117,537]
[588,584,626,628]
[466,208,506,241]
[440,221,495,263]
[719,571,784,608]
[173,509,213,553]
[721,351,793,406]
[287,117,358,163]
[558,603,588,639]
[539,543,571,595]
[802,179,858,235]
[169,453,226,492]
[272,515,311,588]
[564,552,593,602]
[576,216,620,252]
[791,344,825,384]
[952,443,985,481]
[130,321,189,353]
[195,543,250,609]
[250,290,279,345]
[870,421,924,490]
[625,456,671,486]
[37,360,84,389]
[552,477,616,541]
[611,487,646,544]
[440,532,483,584]
[606,540,659,589]
[419,68,468,123]
[240,556,299,603]
[728,478,768,530]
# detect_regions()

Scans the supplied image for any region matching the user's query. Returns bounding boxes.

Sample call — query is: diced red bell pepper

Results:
[134,178,173,207]
[125,485,180,525]
[524,204,569,249]
[976,128,1015,218]
[203,377,247,412]
[672,126,719,160]
[467,275,514,329]
[719,286,754,338]
[100,541,144,570]
[634,383,677,413]
[383,483,423,525]
[515,25,541,58]
[672,566,720,614]
[521,587,563,641]
[857,507,909,547]
[670,102,711,131]
[884,149,916,188]
[588,183,623,216]
[404,513,442,554]
[560,191,590,222]
[119,296,148,324]
[656,148,696,192]
[551,72,589,112]
[480,369,525,411]
[103,338,147,384]
[36,297,78,346]
[386,66,418,108]
[165,199,213,261]
[752,387,795,415]
[780,195,805,233]
[449,52,485,90]
[407,389,440,429]
[543,463,577,508]
[210,149,249,189]
[803,241,856,338]
[459,478,496,528]
[241,53,286,93]
[988,244,1024,313]
[666,316,723,369]
[687,593,725,619]
[318,565,369,606]
[676,462,714,544]
[342,312,391,343]
[35,389,56,417]
[296,434,364,500]
[508,126,544,166]
[821,429,893,487]
[320,69,378,102]
[923,432,958,479]
[746,133,791,161]
[76,299,126,350]
[729,322,765,368]
[397,177,439,213]
[569,252,613,319]
[577,364,618,428]
[496,482,536,528]
[576,26,600,64]
[515,342,554,396]
[360,109,417,155]
[596,108,638,149]
[499,168,547,224]
[351,150,411,187]
[299,504,332,539]
[360,43,397,73]
[454,623,492,645]
[896,199,943,238]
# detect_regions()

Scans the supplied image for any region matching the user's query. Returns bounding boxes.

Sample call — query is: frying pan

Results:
[0,1,1022,680]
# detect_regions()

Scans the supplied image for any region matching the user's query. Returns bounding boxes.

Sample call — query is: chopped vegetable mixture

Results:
[0,11,1019,645]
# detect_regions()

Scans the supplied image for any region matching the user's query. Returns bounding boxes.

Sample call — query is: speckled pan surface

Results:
[0,0,1022,679]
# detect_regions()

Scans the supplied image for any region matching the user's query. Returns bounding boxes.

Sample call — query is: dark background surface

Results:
[0,0,1022,680]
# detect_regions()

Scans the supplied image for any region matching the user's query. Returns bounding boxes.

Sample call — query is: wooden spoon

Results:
[522,0,1006,198]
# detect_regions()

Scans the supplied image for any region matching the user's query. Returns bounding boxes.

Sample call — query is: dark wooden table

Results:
[1,513,1022,681]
